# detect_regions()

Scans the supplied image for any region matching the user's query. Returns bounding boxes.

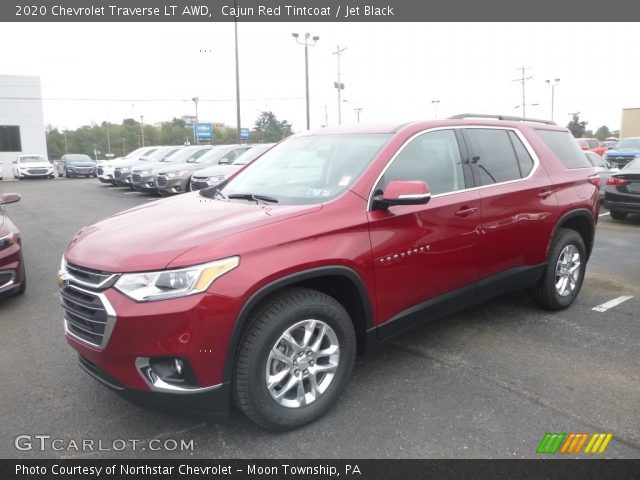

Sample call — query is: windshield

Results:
[615,139,640,150]
[19,155,47,163]
[231,144,274,165]
[141,147,180,162]
[218,134,391,205]
[66,154,93,162]
[161,146,209,163]
[192,146,238,164]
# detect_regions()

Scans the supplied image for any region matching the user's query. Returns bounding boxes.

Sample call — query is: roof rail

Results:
[448,113,556,126]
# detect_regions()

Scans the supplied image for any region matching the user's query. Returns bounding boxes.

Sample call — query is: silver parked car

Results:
[585,152,619,200]
[156,144,252,195]
[190,143,275,191]
[114,146,183,188]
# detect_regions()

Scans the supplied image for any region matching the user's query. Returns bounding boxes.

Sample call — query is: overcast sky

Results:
[2,22,638,134]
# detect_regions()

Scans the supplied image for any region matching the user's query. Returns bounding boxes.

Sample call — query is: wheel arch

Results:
[551,209,595,260]
[223,266,374,383]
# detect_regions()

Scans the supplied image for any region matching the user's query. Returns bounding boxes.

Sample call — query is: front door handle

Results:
[538,188,554,199]
[454,206,478,217]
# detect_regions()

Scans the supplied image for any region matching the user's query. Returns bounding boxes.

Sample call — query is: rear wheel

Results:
[609,210,628,220]
[529,228,586,310]
[234,287,356,431]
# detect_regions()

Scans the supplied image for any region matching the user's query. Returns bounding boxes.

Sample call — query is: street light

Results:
[292,32,320,130]
[192,97,199,144]
[431,100,440,119]
[333,45,347,125]
[354,107,363,123]
[545,78,560,122]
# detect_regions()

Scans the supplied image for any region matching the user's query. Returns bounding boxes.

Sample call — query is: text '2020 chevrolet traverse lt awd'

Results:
[58,115,599,431]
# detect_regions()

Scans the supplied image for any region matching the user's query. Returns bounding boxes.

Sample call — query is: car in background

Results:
[576,138,607,156]
[0,192,25,297]
[131,145,215,194]
[114,146,183,188]
[191,143,275,191]
[603,158,640,220]
[584,151,619,200]
[57,154,98,178]
[603,137,640,169]
[156,144,251,196]
[98,147,159,185]
[12,154,55,180]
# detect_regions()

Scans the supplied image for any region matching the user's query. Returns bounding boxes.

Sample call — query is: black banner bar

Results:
[1,0,637,22]
[3,459,640,480]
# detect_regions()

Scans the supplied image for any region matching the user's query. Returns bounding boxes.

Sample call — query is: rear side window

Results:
[463,129,522,186]
[536,130,591,169]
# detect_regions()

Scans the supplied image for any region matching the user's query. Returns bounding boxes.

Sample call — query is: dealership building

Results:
[0,74,48,180]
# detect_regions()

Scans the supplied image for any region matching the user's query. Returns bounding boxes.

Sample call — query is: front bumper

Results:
[157,175,190,195]
[0,243,25,296]
[63,287,239,413]
[115,172,133,186]
[604,200,640,214]
[16,169,54,178]
[132,173,158,193]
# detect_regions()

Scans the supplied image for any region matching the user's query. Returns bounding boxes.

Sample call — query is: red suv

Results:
[58,115,599,431]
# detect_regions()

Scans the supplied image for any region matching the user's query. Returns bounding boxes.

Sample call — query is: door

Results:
[461,128,557,285]
[367,129,482,337]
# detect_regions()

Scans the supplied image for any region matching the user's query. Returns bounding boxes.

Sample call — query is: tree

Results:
[250,111,293,143]
[594,125,611,141]
[567,112,588,138]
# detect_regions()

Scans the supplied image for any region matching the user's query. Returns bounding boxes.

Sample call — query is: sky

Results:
[2,22,638,134]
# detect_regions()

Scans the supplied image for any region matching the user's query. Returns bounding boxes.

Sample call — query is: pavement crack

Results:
[391,343,640,453]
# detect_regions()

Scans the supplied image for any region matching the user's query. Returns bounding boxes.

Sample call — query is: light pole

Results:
[192,97,199,144]
[292,32,320,130]
[545,78,560,122]
[234,5,241,143]
[106,121,111,156]
[140,115,145,147]
[333,45,347,125]
[431,100,440,119]
[354,107,363,123]
[513,66,532,119]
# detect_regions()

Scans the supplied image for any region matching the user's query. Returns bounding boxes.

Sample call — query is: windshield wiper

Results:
[227,193,279,204]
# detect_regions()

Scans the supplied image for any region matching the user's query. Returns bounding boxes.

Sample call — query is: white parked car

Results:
[97,146,159,185]
[13,154,55,179]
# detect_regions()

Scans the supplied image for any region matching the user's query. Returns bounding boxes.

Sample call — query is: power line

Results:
[0,96,305,102]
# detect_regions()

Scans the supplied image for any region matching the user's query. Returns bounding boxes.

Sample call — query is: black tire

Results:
[609,210,628,220]
[234,287,356,431]
[529,228,587,311]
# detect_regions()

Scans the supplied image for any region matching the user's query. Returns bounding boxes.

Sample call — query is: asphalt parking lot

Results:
[1,177,639,459]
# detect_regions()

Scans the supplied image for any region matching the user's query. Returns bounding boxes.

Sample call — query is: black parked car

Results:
[57,154,98,178]
[604,158,640,220]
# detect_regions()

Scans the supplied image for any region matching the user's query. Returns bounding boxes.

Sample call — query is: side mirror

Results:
[373,180,431,209]
[0,193,21,205]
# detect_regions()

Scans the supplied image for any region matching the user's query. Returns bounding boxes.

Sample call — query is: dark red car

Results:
[59,115,599,430]
[0,193,26,297]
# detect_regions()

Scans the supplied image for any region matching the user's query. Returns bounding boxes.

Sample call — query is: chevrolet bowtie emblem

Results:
[56,270,70,288]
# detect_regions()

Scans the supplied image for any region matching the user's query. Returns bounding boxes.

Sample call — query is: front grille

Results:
[131,173,142,183]
[73,167,94,173]
[156,175,168,187]
[114,169,122,178]
[191,181,209,191]
[27,169,47,174]
[61,284,112,348]
[97,167,104,175]
[67,263,115,288]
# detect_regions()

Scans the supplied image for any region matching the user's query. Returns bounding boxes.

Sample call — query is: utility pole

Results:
[333,45,347,125]
[234,2,242,143]
[106,122,111,156]
[545,78,560,122]
[192,97,199,144]
[140,115,145,147]
[512,66,532,119]
[431,100,440,119]
[122,138,126,156]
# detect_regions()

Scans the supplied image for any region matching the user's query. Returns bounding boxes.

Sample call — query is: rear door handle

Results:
[538,188,554,199]
[454,207,478,217]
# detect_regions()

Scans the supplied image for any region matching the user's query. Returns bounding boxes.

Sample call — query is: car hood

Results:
[156,162,204,174]
[64,193,322,272]
[193,164,242,177]
[605,149,640,157]
[19,161,51,168]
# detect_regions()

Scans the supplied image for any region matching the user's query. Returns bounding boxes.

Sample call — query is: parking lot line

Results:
[592,295,634,312]
[598,212,610,217]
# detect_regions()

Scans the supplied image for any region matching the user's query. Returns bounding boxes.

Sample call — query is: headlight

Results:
[167,170,188,178]
[0,231,19,250]
[114,256,239,302]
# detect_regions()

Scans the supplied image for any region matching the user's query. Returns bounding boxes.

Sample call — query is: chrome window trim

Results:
[366,125,542,211]
[62,284,117,350]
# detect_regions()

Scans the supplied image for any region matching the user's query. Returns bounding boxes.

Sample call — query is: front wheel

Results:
[609,210,628,220]
[234,287,356,431]
[529,228,586,310]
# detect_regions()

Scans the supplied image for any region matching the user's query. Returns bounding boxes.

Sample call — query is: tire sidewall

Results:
[241,296,355,430]
[546,230,587,309]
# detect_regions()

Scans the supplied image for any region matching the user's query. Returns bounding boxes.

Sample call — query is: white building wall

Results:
[0,75,48,180]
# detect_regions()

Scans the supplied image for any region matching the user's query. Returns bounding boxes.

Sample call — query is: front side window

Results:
[376,129,466,195]
[219,134,391,205]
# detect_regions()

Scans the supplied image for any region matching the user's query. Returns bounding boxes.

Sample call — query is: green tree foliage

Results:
[250,111,293,143]
[594,125,611,141]
[567,112,588,138]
